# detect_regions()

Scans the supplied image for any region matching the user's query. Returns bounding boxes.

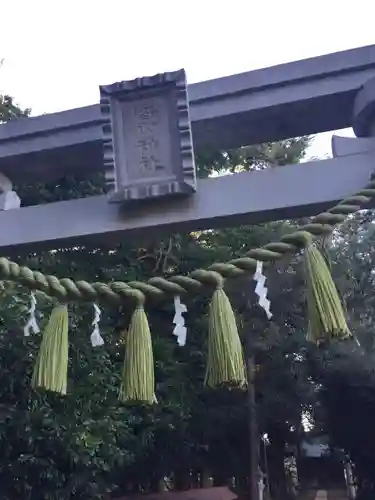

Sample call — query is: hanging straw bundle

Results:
[304,243,351,343]
[31,304,69,395]
[119,305,156,404]
[204,287,247,388]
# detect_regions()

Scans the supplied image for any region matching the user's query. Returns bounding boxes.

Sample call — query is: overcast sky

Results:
[1,0,374,157]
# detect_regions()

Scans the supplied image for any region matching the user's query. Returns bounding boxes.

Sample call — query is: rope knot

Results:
[282,230,313,248]
[192,269,224,289]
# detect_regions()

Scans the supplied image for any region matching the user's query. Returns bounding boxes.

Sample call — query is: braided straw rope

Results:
[1,175,374,304]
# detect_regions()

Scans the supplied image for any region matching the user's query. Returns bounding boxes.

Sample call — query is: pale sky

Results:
[0,0,374,157]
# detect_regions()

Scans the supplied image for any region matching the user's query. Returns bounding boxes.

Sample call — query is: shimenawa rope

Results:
[0,176,374,304]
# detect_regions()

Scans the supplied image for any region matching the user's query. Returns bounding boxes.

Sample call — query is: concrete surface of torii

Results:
[1,44,375,252]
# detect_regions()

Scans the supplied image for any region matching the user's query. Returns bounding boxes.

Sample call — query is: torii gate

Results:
[1,45,375,500]
[1,44,375,252]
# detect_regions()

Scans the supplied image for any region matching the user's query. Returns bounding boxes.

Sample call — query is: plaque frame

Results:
[100,69,196,203]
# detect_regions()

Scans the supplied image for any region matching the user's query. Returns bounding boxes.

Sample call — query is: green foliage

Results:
[307,340,375,488]
[306,214,375,489]
[0,95,30,122]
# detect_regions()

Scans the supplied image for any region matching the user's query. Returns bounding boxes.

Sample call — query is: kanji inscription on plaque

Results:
[123,96,172,182]
[100,69,197,203]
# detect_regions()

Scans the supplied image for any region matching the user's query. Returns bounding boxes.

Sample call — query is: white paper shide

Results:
[172,295,187,346]
[91,303,104,347]
[253,261,272,319]
[23,292,40,337]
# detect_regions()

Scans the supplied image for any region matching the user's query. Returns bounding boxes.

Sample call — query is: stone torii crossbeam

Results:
[2,44,375,251]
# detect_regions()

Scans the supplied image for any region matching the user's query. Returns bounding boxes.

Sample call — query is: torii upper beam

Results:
[0,146,374,252]
[1,44,375,182]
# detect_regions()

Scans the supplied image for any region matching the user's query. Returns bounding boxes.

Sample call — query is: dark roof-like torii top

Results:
[1,44,375,182]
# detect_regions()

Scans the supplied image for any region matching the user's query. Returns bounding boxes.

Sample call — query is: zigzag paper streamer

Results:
[253,261,272,319]
[91,303,104,347]
[173,295,187,346]
[24,292,40,337]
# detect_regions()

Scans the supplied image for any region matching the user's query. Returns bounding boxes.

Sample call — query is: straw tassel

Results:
[31,304,69,395]
[304,243,351,343]
[204,286,247,388]
[119,298,156,404]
